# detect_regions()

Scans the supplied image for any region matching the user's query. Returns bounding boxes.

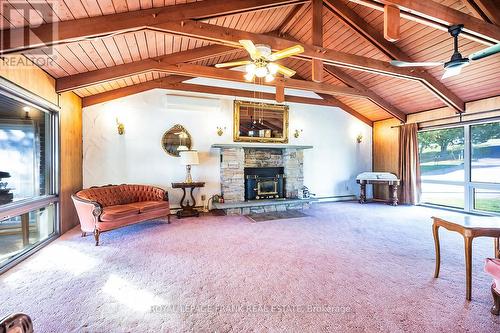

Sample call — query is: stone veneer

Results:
[220,147,304,203]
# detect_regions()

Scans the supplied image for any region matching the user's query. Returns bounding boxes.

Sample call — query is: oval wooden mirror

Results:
[161,124,192,157]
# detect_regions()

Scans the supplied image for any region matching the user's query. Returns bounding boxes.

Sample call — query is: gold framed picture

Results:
[233,100,289,143]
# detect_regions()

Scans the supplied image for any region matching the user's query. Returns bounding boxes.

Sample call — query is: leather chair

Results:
[484,258,500,315]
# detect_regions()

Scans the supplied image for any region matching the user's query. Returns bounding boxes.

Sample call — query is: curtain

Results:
[399,123,421,205]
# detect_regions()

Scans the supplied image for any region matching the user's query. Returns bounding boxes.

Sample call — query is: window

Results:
[471,122,500,184]
[418,120,500,215]
[421,183,464,209]
[0,86,58,272]
[419,127,464,182]
[473,189,500,213]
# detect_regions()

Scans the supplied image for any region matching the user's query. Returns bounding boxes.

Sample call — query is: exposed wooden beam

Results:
[277,3,307,34]
[275,78,285,102]
[324,65,406,122]
[152,20,432,79]
[56,44,234,92]
[81,75,191,107]
[311,0,323,82]
[463,0,500,25]
[383,5,400,42]
[349,0,499,45]
[323,0,464,113]
[58,61,367,97]
[1,0,305,54]
[82,77,373,126]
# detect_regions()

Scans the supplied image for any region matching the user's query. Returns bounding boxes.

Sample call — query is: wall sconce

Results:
[294,129,303,138]
[216,126,226,136]
[116,118,125,135]
[356,133,363,143]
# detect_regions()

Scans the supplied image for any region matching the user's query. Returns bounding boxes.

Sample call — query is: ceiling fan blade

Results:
[215,60,251,68]
[274,64,296,77]
[390,60,443,67]
[468,43,500,61]
[239,40,260,60]
[268,45,304,61]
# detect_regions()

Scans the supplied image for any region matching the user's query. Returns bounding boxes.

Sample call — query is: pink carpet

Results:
[1,202,499,332]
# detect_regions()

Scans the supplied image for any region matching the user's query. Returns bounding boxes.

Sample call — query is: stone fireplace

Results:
[213,144,311,204]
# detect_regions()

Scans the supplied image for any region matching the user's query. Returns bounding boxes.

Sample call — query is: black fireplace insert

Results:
[244,167,285,200]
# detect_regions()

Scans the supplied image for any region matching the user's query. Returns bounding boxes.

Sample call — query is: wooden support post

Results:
[276,79,285,103]
[384,4,400,42]
[21,213,29,246]
[312,0,323,82]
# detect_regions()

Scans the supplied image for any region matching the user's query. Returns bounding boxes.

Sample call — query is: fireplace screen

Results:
[258,179,278,195]
[244,167,285,200]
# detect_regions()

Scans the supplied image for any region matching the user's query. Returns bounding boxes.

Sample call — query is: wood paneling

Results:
[372,118,400,200]
[0,55,58,104]
[59,91,83,233]
[0,55,82,234]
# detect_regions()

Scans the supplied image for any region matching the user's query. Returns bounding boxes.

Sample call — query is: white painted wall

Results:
[83,88,372,208]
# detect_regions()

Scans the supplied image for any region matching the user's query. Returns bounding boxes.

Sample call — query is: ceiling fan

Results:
[390,24,500,79]
[215,40,304,82]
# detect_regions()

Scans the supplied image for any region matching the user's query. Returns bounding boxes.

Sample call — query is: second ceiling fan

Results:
[391,24,500,79]
[215,40,304,82]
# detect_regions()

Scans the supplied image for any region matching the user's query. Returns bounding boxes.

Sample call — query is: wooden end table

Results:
[432,215,500,301]
[171,182,205,218]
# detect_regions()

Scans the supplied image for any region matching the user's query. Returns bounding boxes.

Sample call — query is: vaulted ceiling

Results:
[1,0,499,125]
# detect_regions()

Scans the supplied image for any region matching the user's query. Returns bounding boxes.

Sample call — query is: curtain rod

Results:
[390,108,500,128]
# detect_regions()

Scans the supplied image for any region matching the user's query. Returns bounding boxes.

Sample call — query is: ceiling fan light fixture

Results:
[246,63,256,74]
[442,64,467,79]
[265,74,274,83]
[244,72,255,82]
[255,66,268,78]
[267,63,279,75]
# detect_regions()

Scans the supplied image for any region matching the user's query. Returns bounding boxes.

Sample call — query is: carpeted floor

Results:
[1,202,499,332]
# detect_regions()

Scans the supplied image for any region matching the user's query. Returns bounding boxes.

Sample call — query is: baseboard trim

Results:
[315,195,358,203]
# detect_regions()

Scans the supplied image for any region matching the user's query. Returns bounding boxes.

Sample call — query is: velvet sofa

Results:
[485,258,500,315]
[72,184,170,245]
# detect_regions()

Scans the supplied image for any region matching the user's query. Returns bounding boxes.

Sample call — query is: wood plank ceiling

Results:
[1,0,499,122]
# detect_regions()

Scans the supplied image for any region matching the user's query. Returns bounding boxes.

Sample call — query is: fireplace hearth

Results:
[244,167,285,201]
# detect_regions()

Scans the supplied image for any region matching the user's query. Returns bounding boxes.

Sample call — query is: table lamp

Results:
[179,150,199,183]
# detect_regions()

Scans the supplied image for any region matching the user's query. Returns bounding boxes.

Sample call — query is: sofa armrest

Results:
[71,194,103,232]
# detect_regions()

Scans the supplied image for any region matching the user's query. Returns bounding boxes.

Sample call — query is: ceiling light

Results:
[442,63,467,79]
[246,63,256,75]
[244,72,255,82]
[265,74,274,83]
[255,66,268,78]
[23,106,31,112]
[267,63,279,75]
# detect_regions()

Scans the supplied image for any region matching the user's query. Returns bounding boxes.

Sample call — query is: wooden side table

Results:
[171,182,205,218]
[432,215,500,301]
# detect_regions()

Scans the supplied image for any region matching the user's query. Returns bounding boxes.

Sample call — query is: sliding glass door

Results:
[0,87,59,271]
[418,120,500,215]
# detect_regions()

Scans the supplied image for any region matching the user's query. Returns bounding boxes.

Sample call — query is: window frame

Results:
[0,77,60,273]
[418,118,500,216]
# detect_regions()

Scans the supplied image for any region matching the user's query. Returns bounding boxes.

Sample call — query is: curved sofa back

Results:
[76,184,165,207]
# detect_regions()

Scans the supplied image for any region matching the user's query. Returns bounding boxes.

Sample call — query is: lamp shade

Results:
[179,150,199,165]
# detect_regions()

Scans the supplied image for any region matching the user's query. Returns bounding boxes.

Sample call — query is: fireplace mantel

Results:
[211,144,313,150]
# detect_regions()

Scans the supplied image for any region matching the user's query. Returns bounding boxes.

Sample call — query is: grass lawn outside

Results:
[421,196,500,213]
